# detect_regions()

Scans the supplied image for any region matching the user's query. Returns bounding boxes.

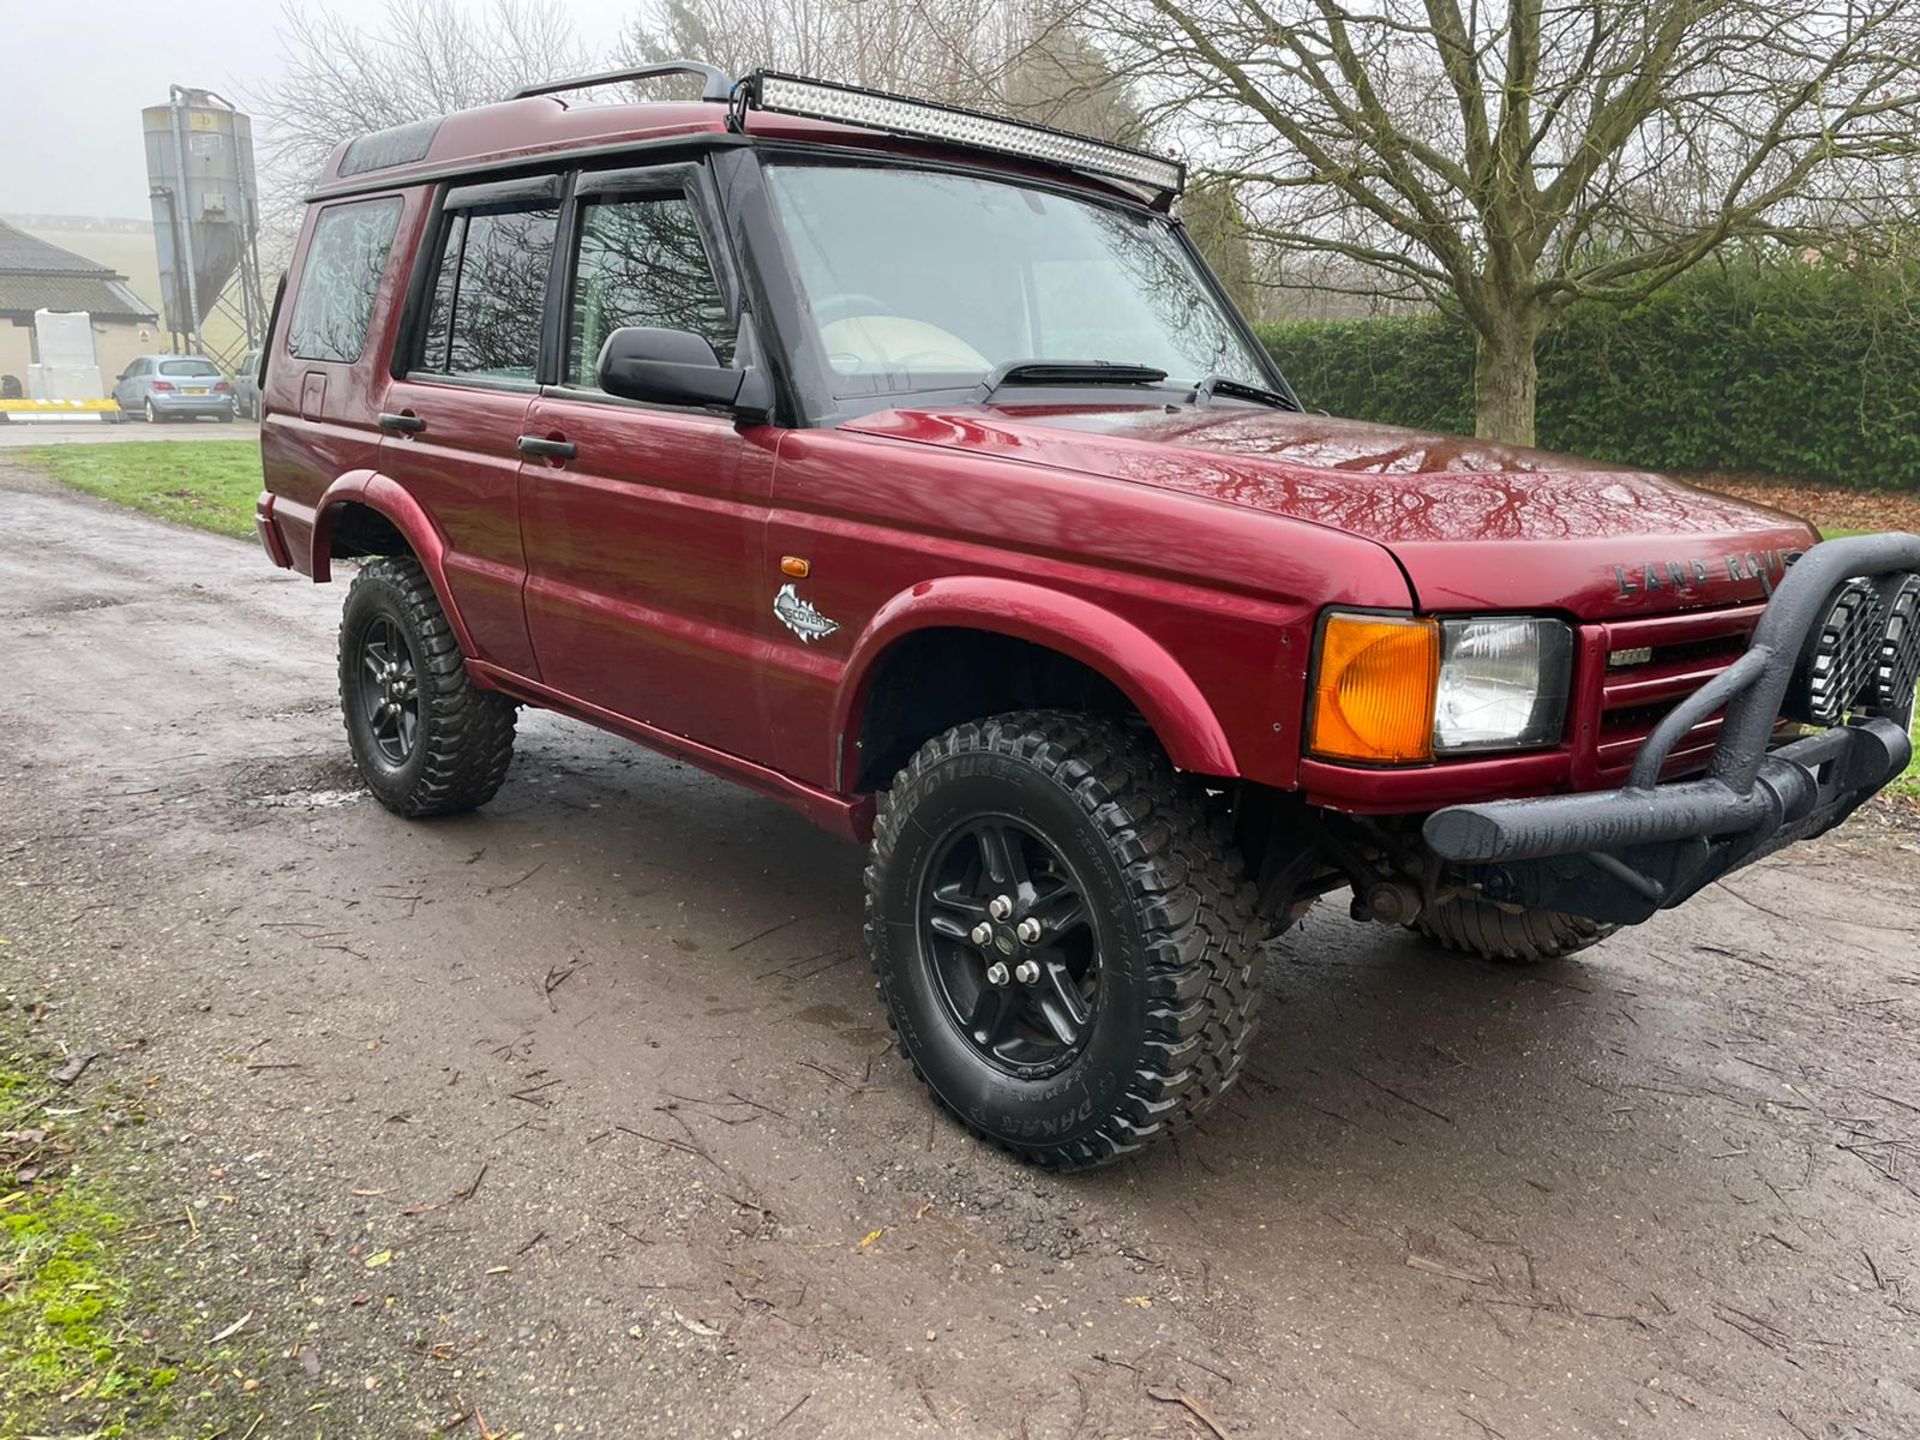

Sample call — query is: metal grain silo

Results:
[143,87,267,362]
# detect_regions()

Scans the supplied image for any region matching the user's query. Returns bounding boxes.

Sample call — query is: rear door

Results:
[517,163,778,761]
[378,176,563,678]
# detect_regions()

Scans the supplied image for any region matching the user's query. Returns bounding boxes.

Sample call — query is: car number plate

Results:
[184,387,207,395]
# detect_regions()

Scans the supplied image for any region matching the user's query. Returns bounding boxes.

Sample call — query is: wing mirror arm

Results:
[730,367,773,425]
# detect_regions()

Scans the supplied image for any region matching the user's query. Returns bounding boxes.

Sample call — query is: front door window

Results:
[563,192,736,388]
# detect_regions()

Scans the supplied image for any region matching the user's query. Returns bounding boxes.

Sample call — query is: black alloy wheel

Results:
[354,613,420,765]
[865,711,1268,1170]
[920,815,1100,1075]
[338,557,517,818]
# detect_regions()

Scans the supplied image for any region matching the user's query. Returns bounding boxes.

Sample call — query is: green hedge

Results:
[1257,261,1920,487]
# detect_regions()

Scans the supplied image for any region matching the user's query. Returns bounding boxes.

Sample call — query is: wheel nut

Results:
[1015,917,1042,943]
[1014,960,1040,985]
[988,895,1013,920]
[970,922,993,946]
[986,962,1010,986]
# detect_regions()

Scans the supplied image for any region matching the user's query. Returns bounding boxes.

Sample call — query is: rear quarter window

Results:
[288,196,405,363]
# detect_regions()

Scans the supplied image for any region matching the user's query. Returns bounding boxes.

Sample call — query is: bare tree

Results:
[623,1,1316,284]
[1090,0,1920,444]
[254,0,596,222]
[622,0,1145,140]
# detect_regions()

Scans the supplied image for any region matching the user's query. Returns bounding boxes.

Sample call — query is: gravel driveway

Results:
[4,460,1919,1439]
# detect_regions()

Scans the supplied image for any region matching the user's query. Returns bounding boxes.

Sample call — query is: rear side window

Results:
[416,203,559,383]
[564,194,734,387]
[160,359,220,377]
[287,197,404,363]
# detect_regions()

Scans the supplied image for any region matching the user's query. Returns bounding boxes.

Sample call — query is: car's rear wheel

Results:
[1413,897,1616,963]
[339,556,516,818]
[143,398,160,423]
[865,712,1266,1170]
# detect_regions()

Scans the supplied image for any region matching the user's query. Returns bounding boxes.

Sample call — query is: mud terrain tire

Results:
[865,712,1266,1170]
[339,557,516,818]
[1414,898,1616,963]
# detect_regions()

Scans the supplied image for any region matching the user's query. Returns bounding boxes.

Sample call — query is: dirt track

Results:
[4,460,1920,1439]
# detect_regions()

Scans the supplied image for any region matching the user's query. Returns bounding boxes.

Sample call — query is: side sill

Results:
[467,660,875,842]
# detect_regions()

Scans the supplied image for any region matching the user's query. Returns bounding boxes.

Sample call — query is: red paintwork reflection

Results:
[845,404,1820,617]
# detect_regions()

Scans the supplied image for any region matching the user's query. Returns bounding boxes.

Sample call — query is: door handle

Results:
[377,411,425,434]
[517,435,577,461]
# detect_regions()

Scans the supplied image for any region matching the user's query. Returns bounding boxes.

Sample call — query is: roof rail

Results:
[508,61,732,103]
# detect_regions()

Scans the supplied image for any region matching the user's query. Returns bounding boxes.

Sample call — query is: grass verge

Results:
[11,441,261,541]
[2,958,249,1437]
[1896,712,1920,803]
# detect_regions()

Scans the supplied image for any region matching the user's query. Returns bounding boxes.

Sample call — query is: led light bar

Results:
[742,71,1185,203]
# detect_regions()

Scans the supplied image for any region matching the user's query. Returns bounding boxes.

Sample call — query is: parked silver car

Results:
[231,349,263,420]
[112,355,235,423]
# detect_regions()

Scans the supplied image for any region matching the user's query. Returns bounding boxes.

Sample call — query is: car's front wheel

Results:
[865,712,1266,1170]
[339,557,516,818]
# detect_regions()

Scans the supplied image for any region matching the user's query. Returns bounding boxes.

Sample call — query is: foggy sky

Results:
[3,0,637,220]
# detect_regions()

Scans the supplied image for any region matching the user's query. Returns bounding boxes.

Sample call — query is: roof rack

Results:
[734,70,1185,207]
[508,61,733,104]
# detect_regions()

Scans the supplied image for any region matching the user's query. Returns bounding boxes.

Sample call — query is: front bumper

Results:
[1424,533,1920,925]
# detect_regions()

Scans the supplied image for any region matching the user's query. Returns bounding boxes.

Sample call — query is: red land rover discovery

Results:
[254,63,1920,1169]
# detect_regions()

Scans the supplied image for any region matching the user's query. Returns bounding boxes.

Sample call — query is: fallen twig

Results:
[455,1164,488,1202]
[484,863,545,893]
[1147,1386,1230,1439]
[1350,1067,1453,1124]
[542,961,587,1010]
[209,1310,253,1345]
[765,1390,812,1436]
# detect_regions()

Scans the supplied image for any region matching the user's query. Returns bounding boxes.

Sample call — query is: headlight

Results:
[1433,617,1573,753]
[1309,612,1571,763]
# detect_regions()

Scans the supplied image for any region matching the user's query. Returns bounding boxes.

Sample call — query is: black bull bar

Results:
[1424,533,1920,925]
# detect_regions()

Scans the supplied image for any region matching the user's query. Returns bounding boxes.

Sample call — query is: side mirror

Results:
[595,327,770,422]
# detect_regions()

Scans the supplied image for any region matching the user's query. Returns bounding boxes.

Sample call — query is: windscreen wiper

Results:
[976,360,1169,403]
[1191,373,1300,411]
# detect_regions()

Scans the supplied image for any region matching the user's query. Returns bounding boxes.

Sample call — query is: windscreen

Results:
[764,163,1268,399]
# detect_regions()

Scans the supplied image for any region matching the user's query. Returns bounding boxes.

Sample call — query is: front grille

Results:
[1575,603,1768,787]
